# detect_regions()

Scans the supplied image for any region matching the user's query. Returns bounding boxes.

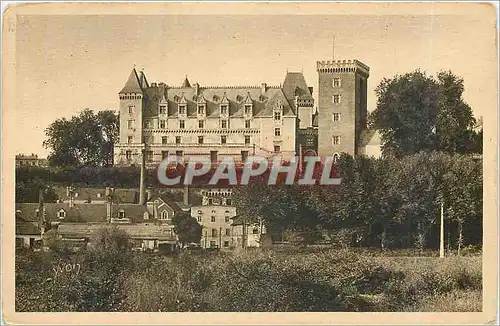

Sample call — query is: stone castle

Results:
[113,58,380,167]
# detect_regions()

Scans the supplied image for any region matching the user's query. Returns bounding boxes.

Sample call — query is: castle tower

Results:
[118,68,146,165]
[316,59,369,157]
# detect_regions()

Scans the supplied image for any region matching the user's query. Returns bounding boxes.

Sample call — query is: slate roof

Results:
[119,68,143,94]
[312,109,319,128]
[16,203,108,223]
[56,223,177,241]
[282,72,313,101]
[16,220,40,235]
[53,187,138,204]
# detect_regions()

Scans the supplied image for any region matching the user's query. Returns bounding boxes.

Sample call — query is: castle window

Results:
[97,193,102,198]
[127,120,134,129]
[274,145,281,152]
[198,120,205,129]
[160,120,166,129]
[245,120,250,128]
[179,120,185,129]
[244,104,252,115]
[333,94,341,104]
[225,216,230,223]
[176,150,183,157]
[159,106,167,114]
[198,136,204,144]
[332,113,340,122]
[128,136,133,144]
[179,105,186,115]
[253,227,259,234]
[162,136,168,144]
[212,228,217,237]
[58,209,66,219]
[221,120,228,129]
[274,112,281,121]
[244,135,250,144]
[128,106,133,114]
[146,150,154,162]
[211,216,216,222]
[126,151,132,160]
[221,135,227,144]
[118,210,125,218]
[226,198,232,206]
[333,136,341,145]
[224,240,229,247]
[208,198,213,205]
[220,105,228,115]
[162,151,168,159]
[198,105,205,115]
[333,78,341,87]
[274,128,281,136]
[176,136,181,144]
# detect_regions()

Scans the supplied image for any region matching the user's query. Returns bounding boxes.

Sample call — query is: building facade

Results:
[16,154,48,167]
[113,59,373,167]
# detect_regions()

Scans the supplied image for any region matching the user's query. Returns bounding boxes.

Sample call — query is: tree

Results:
[371,70,479,156]
[172,211,202,247]
[43,109,119,168]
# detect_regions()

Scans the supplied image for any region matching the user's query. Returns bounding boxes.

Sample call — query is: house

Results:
[15,211,42,249]
[231,215,266,249]
[53,186,138,205]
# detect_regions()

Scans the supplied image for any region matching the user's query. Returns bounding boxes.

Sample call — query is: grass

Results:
[15,247,482,312]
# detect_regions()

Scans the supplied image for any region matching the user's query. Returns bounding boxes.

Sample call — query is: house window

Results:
[221,120,228,129]
[176,136,181,144]
[225,228,230,236]
[245,120,250,128]
[160,120,166,129]
[159,106,167,114]
[118,210,125,218]
[97,193,102,198]
[274,111,281,120]
[274,145,281,152]
[225,216,230,223]
[198,120,205,129]
[161,151,168,159]
[333,136,340,145]
[208,198,213,205]
[211,216,216,222]
[226,198,232,206]
[224,241,229,247]
[179,105,186,115]
[161,211,168,220]
[198,136,204,144]
[126,151,132,160]
[162,136,168,144]
[197,216,201,222]
[221,105,228,115]
[333,113,340,122]
[211,229,217,237]
[179,120,185,129]
[127,120,134,129]
[244,104,252,114]
[333,78,341,87]
[210,240,217,248]
[128,106,133,114]
[244,135,251,145]
[58,210,66,219]
[333,94,341,104]
[253,227,259,234]
[221,135,227,144]
[146,150,154,162]
[176,150,183,157]
[198,105,205,115]
[274,128,281,136]
[128,136,134,144]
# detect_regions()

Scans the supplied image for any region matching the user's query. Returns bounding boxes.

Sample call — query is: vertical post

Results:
[139,148,146,205]
[204,230,208,249]
[219,227,222,249]
[242,216,247,250]
[440,199,445,258]
[38,188,45,236]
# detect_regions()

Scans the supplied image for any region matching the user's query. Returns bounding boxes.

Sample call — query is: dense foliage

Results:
[370,70,482,157]
[172,211,203,246]
[43,109,119,168]
[233,152,482,251]
[16,245,482,312]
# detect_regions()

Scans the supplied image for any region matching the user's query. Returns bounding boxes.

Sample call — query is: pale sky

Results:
[14,11,497,157]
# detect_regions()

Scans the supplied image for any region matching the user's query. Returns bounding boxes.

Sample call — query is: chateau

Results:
[113,59,379,167]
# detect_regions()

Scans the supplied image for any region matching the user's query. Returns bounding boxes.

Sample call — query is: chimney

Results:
[308,87,313,96]
[261,83,267,94]
[194,82,200,96]
[38,188,45,236]
[151,82,157,87]
[139,149,146,205]
[183,185,189,206]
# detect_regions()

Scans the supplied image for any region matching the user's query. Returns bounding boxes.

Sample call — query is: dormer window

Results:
[97,193,102,198]
[197,210,202,214]
[198,105,205,115]
[118,210,125,218]
[179,105,186,115]
[244,104,252,115]
[159,105,167,114]
[58,209,66,219]
[274,111,281,121]
[220,105,228,115]
[161,211,169,220]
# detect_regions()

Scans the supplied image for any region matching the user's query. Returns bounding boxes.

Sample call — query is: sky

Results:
[14,10,497,157]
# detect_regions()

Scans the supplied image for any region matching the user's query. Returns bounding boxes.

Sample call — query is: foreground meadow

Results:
[15,245,481,312]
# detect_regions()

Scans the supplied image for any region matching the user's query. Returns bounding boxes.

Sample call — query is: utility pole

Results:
[440,199,445,258]
[38,188,45,237]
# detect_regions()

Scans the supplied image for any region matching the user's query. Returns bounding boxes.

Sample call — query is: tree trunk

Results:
[457,220,463,256]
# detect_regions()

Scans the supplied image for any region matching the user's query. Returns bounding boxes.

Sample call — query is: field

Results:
[15,246,482,312]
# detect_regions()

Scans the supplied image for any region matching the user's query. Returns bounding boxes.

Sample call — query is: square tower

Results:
[316,59,369,157]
